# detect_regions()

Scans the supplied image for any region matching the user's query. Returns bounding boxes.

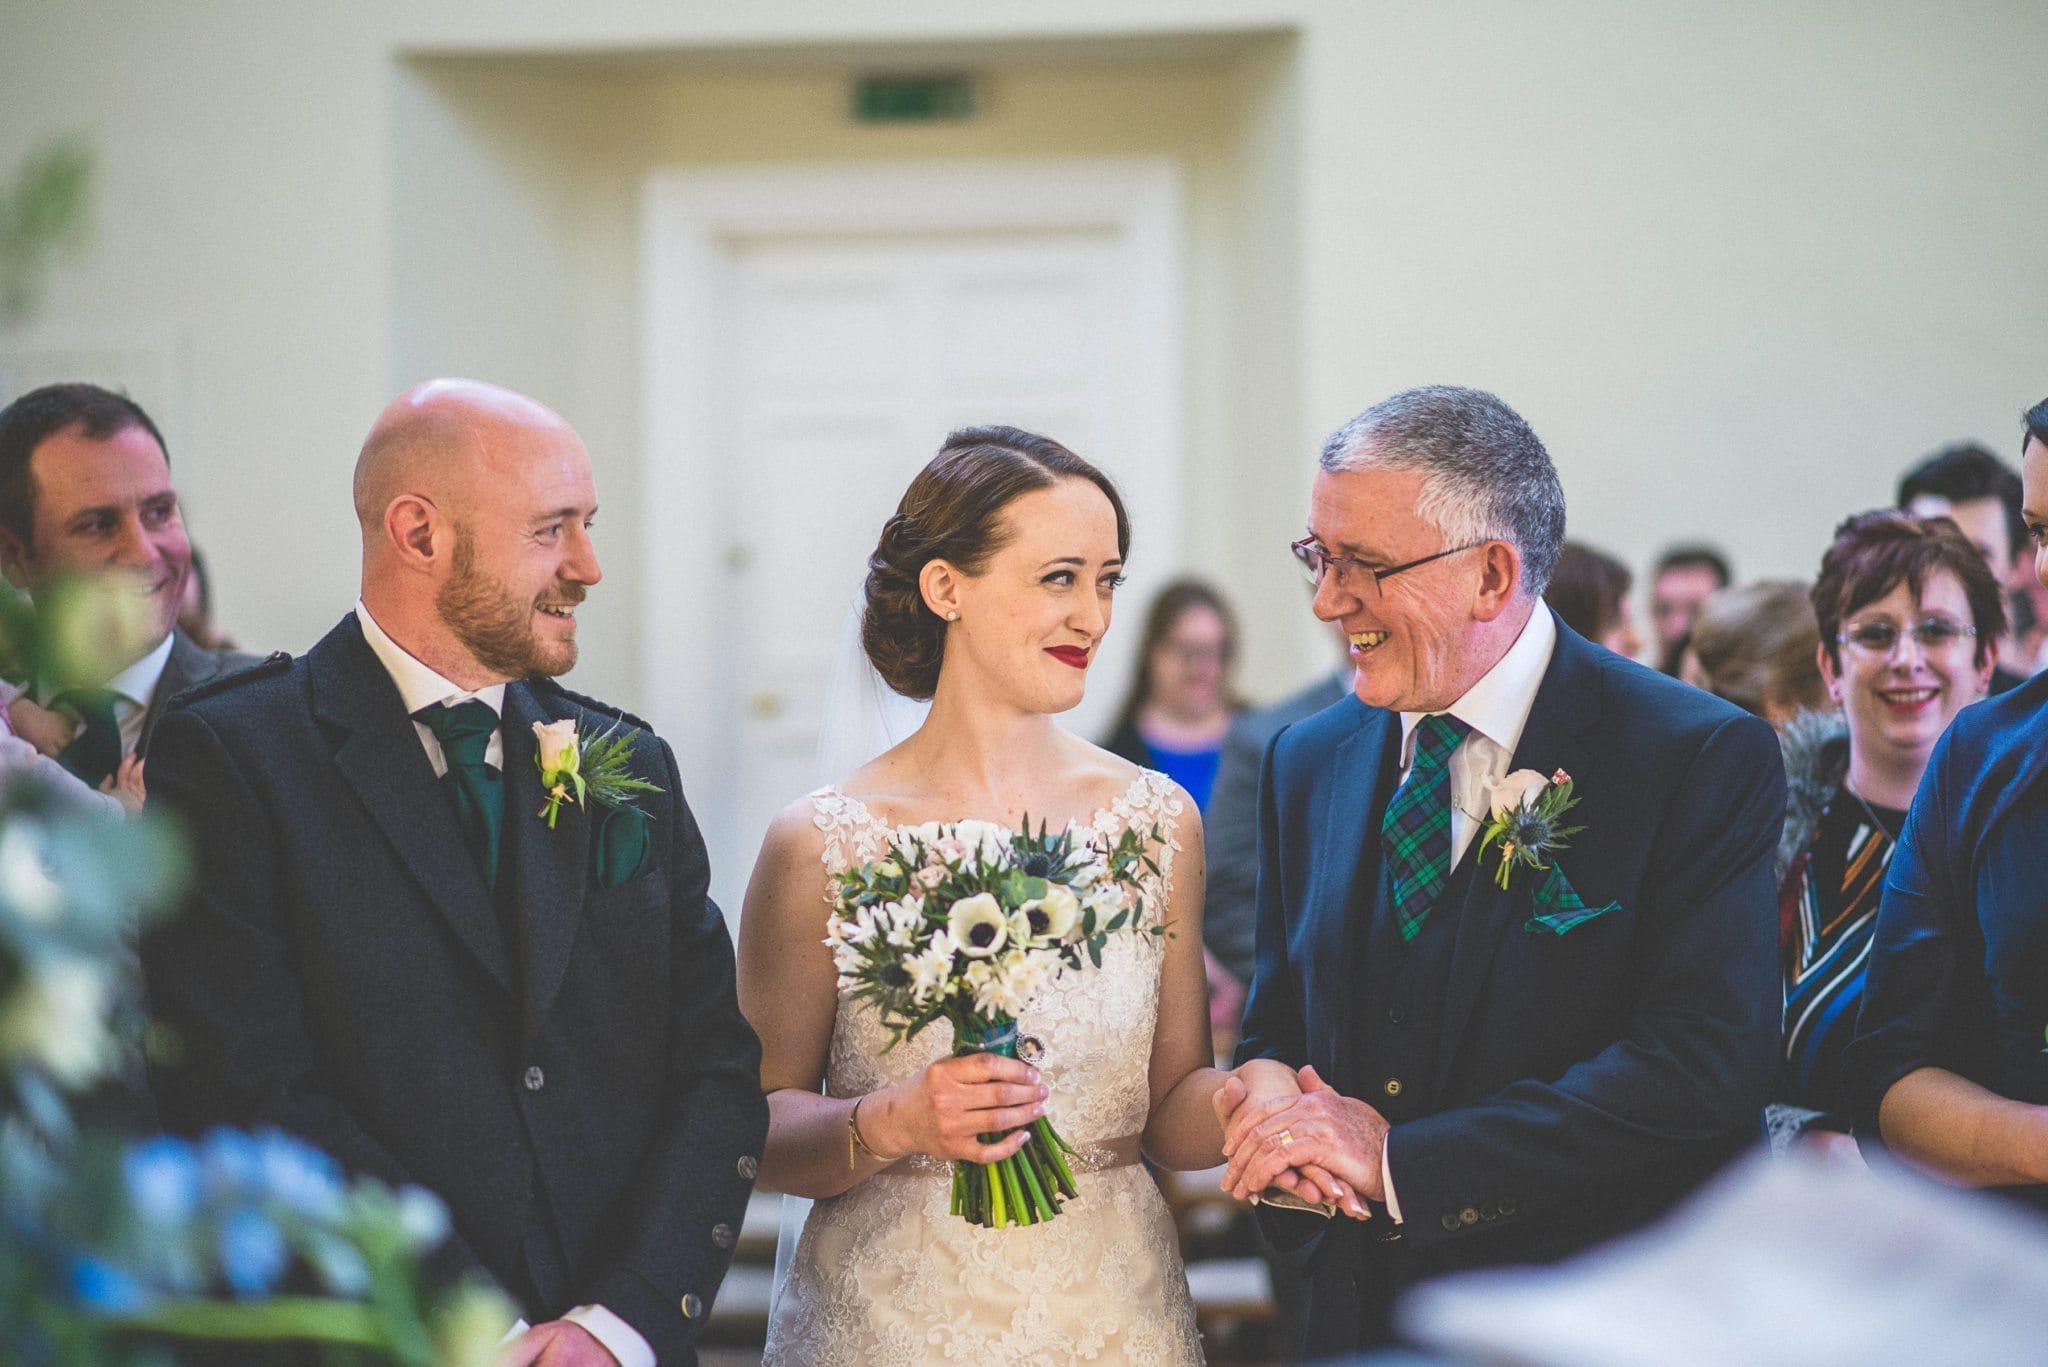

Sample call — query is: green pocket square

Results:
[1522,862,1621,936]
[593,804,652,888]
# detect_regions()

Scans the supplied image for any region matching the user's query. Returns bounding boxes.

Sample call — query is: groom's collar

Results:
[354,598,507,720]
[1397,604,1556,765]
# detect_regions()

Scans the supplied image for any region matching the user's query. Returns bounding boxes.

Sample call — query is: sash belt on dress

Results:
[895,1132,1143,1176]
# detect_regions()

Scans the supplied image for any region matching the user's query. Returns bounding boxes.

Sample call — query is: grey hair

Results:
[1320,385,1567,597]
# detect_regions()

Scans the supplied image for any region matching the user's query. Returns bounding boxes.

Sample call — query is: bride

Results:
[736,426,1322,1364]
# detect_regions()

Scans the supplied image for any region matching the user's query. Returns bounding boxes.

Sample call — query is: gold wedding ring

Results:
[1277,1128,1295,1147]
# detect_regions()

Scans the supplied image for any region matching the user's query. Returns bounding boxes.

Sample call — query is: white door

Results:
[642,161,1182,923]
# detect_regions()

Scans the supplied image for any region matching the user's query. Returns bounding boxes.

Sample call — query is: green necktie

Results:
[415,701,504,892]
[1382,713,1472,942]
[55,688,124,789]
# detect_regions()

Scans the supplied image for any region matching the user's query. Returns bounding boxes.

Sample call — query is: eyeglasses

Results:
[1836,617,1977,656]
[1289,536,1485,597]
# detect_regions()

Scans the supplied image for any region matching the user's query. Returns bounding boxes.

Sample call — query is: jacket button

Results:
[737,1155,760,1180]
[1499,1196,1517,1216]
[1440,1213,1461,1232]
[522,1066,545,1092]
[1383,1078,1403,1098]
[711,1222,735,1249]
[1459,1206,1480,1226]
[680,1292,703,1319]
[1386,1005,1405,1023]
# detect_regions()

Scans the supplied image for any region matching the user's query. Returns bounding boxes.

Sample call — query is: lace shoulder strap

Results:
[807,785,892,883]
[1094,769,1186,906]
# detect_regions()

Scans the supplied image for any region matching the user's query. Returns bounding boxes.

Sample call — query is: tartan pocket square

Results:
[1521,862,1620,936]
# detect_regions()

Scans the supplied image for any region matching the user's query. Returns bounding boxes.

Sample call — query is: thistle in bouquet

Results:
[825,815,1166,1228]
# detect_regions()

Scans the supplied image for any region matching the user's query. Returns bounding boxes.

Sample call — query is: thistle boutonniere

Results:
[532,719,661,829]
[1477,768,1586,891]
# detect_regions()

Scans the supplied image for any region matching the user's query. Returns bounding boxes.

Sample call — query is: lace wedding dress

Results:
[763,771,1205,1366]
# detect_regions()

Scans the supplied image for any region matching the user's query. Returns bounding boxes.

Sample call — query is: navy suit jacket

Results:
[1849,669,2048,1210]
[1237,614,1783,1351]
[142,615,768,1363]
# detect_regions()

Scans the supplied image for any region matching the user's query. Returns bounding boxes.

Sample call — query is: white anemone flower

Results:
[947,893,1009,957]
[948,819,1012,868]
[1037,884,1082,941]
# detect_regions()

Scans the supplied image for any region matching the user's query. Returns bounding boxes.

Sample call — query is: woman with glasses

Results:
[1102,579,1245,814]
[1849,401,2048,1209]
[1771,511,2003,1154]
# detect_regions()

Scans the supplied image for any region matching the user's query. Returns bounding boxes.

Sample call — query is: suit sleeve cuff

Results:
[564,1305,655,1367]
[1381,1139,1404,1223]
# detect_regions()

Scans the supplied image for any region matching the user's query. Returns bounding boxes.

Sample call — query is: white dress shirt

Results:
[355,602,652,1367]
[1380,605,1558,1223]
[38,629,175,758]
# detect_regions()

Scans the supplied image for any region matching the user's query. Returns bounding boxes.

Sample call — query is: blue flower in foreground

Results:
[200,1128,262,1198]
[216,1206,289,1299]
[394,1185,449,1251]
[123,1135,201,1226]
[70,1254,150,1314]
[254,1128,344,1221]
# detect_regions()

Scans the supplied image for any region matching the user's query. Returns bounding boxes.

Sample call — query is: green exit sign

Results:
[853,74,977,123]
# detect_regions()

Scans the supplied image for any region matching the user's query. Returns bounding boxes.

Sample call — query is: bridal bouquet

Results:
[826,816,1164,1228]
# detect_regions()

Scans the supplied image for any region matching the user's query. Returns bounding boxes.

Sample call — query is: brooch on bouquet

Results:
[825,816,1166,1228]
[1476,768,1585,891]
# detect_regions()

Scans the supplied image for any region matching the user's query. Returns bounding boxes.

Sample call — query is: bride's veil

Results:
[769,588,931,1313]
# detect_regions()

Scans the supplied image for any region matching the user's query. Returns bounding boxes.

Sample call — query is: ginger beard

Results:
[436,526,583,680]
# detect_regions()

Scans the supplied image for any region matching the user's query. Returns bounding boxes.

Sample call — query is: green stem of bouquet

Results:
[949,1015,1083,1228]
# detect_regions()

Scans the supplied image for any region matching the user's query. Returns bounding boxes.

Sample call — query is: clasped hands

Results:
[1213,1063,1388,1221]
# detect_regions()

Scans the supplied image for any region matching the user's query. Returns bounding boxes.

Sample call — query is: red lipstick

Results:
[1045,646,1090,669]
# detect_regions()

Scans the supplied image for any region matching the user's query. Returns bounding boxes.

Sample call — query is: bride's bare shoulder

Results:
[1063,733,1148,802]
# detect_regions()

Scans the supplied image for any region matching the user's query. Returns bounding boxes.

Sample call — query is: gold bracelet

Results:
[848,1094,894,1168]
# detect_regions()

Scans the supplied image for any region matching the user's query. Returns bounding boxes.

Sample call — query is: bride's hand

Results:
[862,1052,1049,1164]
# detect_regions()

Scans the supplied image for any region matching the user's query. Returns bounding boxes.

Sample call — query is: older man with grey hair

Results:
[1212,386,1784,1355]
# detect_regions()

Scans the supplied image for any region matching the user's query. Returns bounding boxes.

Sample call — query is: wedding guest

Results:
[1102,577,1244,812]
[1684,581,1830,724]
[1898,442,2029,691]
[0,384,257,796]
[1651,543,1732,674]
[1204,620,1353,994]
[1544,541,1643,660]
[1219,386,1783,1354]
[1850,397,2048,1211]
[144,380,765,1366]
[1771,512,2001,1156]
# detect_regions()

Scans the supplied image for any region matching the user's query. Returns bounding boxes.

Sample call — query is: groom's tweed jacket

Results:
[1238,613,1785,1355]
[142,613,767,1364]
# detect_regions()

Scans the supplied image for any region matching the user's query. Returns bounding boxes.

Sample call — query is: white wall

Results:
[2,1,2042,715]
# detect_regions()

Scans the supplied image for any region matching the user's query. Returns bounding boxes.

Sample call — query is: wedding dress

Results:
[762,770,1205,1366]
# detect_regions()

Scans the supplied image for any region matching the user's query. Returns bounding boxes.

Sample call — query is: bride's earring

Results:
[946,611,960,622]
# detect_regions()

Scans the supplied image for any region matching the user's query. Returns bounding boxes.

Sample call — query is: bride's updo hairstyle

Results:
[863,425,1130,701]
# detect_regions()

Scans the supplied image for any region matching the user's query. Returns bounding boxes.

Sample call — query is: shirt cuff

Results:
[1381,1141,1404,1224]
[565,1304,655,1367]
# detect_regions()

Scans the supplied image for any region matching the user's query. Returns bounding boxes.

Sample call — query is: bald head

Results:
[354,379,600,690]
[353,379,574,531]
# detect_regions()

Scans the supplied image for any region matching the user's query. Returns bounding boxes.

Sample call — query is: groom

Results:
[143,380,767,1366]
[1219,387,1783,1354]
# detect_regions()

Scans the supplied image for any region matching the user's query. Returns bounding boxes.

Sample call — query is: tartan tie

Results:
[414,701,504,892]
[1382,712,1471,942]
[55,688,125,789]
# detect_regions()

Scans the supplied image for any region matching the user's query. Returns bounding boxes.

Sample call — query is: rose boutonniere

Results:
[533,719,661,829]
[1477,767,1586,891]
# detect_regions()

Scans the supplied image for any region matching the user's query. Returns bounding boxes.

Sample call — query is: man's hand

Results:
[1222,1065,1387,1210]
[498,1320,619,1367]
[1216,1062,1363,1216]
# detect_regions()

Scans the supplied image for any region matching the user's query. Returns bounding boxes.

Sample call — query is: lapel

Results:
[501,681,591,1042]
[138,630,206,757]
[1321,706,1402,1091]
[1433,615,1601,1090]
[310,615,516,994]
